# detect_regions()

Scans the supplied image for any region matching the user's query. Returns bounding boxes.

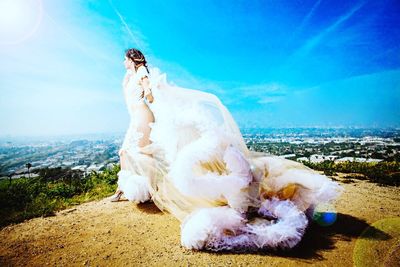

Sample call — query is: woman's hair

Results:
[125,48,149,73]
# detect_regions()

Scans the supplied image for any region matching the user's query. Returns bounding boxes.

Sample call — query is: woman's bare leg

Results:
[136,103,155,153]
[113,149,129,199]
[113,103,154,201]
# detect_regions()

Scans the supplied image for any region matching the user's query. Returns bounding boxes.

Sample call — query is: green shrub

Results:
[304,161,400,186]
[0,164,120,227]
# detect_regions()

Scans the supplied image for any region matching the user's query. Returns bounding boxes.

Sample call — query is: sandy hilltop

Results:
[1,173,399,267]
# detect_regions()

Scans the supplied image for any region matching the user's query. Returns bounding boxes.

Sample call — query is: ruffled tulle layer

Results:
[181,198,309,251]
[116,67,344,251]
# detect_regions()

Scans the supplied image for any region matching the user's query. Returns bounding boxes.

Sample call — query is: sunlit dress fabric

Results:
[119,66,343,251]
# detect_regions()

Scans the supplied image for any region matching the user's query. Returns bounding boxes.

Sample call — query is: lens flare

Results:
[353,217,400,267]
[0,0,43,45]
[312,203,337,226]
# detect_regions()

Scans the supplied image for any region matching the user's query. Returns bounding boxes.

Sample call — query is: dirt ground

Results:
[1,173,399,267]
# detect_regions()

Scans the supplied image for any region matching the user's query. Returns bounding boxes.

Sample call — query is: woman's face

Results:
[124,56,134,69]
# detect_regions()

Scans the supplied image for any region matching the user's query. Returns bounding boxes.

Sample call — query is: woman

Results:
[110,48,165,202]
[112,48,343,252]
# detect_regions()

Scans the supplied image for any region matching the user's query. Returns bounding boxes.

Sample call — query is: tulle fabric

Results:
[146,67,341,213]
[119,67,343,251]
[118,65,161,202]
[145,68,253,220]
[118,132,168,203]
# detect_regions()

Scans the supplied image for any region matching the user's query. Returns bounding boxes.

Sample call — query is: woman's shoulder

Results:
[136,65,148,74]
[134,65,148,80]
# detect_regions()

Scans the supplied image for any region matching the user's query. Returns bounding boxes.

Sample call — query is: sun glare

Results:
[0,0,43,45]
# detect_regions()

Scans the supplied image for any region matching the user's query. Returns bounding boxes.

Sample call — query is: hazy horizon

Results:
[1,126,399,142]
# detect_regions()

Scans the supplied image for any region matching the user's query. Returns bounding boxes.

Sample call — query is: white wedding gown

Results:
[117,67,343,251]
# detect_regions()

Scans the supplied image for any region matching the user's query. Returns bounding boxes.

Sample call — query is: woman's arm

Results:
[141,76,154,103]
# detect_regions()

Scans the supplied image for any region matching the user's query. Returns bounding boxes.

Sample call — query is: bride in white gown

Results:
[113,48,343,251]
[111,48,165,203]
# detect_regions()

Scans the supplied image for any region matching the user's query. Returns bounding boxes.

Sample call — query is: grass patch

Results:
[303,161,400,186]
[0,164,120,228]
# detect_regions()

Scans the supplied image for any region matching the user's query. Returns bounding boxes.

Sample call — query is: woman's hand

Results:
[146,93,154,103]
[141,77,154,103]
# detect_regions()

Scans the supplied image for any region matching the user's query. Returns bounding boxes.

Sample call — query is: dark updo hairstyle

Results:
[125,48,149,73]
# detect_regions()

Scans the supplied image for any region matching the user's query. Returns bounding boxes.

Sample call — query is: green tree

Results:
[26,163,32,178]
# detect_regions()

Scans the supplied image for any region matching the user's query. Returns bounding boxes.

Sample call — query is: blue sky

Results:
[0,0,399,136]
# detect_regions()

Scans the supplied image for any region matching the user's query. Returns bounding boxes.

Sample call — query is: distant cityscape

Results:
[1,128,399,179]
[243,127,400,163]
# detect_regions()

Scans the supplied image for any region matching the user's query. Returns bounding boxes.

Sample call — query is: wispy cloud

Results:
[108,0,148,51]
[240,83,287,97]
[287,0,323,45]
[299,0,323,32]
[257,96,284,104]
[294,1,366,57]
[290,68,400,98]
[224,83,288,105]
